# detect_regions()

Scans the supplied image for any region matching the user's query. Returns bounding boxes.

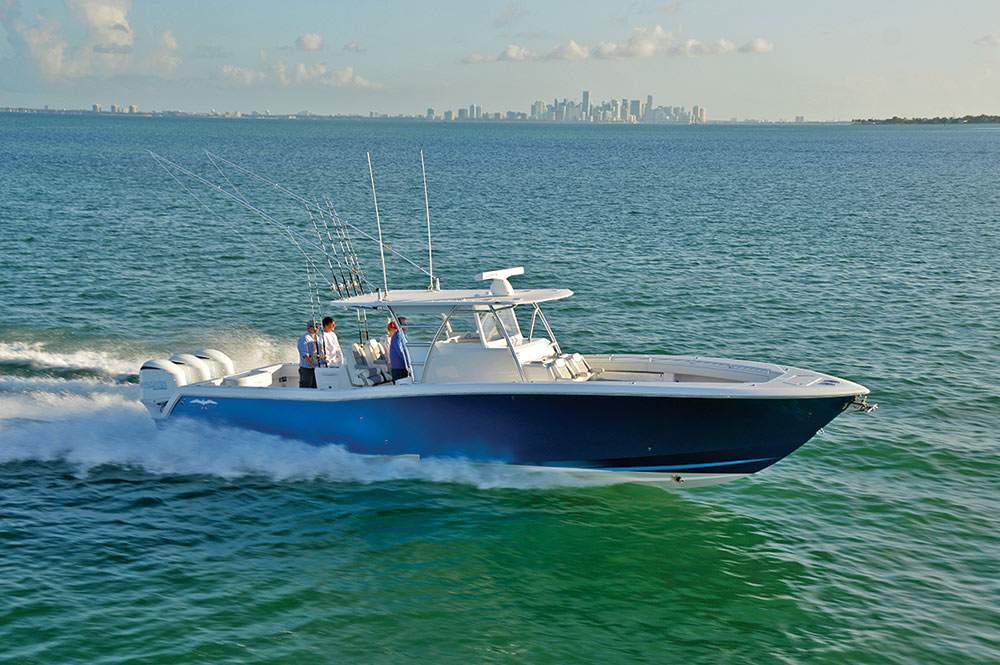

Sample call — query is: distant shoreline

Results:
[852,114,1000,125]
[6,106,998,125]
[0,106,840,125]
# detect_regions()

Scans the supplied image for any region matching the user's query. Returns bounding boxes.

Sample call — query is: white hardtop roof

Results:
[331,287,573,311]
[331,267,572,312]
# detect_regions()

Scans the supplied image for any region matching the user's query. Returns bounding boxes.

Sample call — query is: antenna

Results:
[421,150,435,290]
[367,152,389,296]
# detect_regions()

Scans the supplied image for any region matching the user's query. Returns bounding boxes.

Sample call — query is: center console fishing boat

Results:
[140,153,875,489]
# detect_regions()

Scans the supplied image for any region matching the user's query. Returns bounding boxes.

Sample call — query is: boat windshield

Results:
[480,307,522,346]
[441,309,480,342]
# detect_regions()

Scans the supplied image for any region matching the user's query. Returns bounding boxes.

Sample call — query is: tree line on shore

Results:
[852,114,1000,125]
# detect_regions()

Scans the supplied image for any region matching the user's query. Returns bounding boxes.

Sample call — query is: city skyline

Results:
[1,92,724,124]
[2,1,999,121]
[428,92,709,124]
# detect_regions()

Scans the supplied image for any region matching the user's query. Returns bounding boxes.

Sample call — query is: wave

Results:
[0,375,136,395]
[0,334,295,380]
[0,406,632,490]
[0,341,141,378]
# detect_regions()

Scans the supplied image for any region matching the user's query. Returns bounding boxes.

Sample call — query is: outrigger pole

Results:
[367,152,389,296]
[421,150,436,291]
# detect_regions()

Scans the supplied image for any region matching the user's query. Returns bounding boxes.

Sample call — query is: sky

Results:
[1,0,999,121]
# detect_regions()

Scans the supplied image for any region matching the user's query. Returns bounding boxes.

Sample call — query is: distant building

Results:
[443,110,453,121]
[582,90,589,119]
[129,105,138,114]
[457,108,468,120]
[795,115,805,123]
[92,104,101,113]
[426,107,434,120]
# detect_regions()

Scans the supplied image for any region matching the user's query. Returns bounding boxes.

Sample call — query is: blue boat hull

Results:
[169,391,854,475]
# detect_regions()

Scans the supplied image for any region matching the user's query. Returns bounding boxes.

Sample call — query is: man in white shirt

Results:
[320,316,344,366]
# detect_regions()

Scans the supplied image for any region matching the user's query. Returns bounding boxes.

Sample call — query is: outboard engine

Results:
[193,349,235,378]
[139,350,235,418]
[168,354,213,383]
[139,359,189,418]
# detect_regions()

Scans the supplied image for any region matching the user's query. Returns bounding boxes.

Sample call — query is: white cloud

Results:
[974,34,1000,47]
[343,41,363,52]
[220,64,267,86]
[326,65,378,88]
[594,25,673,58]
[493,40,589,62]
[0,3,76,77]
[546,39,588,61]
[739,37,775,54]
[160,30,177,51]
[0,0,192,79]
[467,25,748,64]
[68,0,134,53]
[498,44,538,61]
[143,27,180,74]
[295,32,323,51]
[222,60,381,89]
[671,38,735,57]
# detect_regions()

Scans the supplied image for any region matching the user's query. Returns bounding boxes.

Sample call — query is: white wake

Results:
[0,340,626,491]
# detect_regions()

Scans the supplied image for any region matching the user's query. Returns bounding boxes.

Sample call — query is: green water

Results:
[0,116,997,664]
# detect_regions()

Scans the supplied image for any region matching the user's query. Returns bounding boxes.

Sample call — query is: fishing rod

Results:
[325,197,368,297]
[208,150,359,304]
[207,151,354,302]
[152,151,313,286]
[150,152,379,293]
[305,204,346,298]
[205,151,433,279]
[321,197,366,296]
[312,200,354,297]
[204,151,313,256]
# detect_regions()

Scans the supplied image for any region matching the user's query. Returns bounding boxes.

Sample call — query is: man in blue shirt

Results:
[297,320,320,388]
[389,316,409,383]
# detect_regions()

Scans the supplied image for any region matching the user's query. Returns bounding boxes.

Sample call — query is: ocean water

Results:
[0,115,997,664]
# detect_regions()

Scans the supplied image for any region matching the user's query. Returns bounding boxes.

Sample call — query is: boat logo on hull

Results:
[189,398,218,409]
